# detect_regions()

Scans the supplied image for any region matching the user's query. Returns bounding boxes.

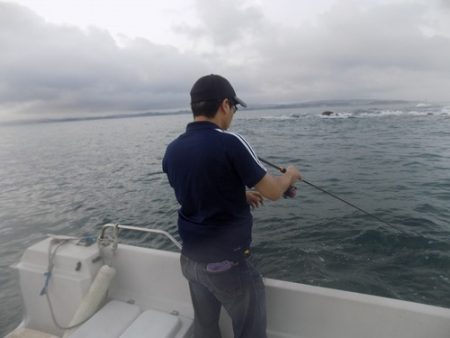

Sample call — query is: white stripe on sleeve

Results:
[215,129,267,171]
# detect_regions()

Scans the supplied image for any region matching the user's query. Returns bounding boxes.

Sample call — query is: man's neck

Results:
[194,116,224,129]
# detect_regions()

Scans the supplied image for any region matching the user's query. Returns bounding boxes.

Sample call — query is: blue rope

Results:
[40,271,52,296]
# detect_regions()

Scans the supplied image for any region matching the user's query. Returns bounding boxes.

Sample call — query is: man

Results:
[163,74,302,338]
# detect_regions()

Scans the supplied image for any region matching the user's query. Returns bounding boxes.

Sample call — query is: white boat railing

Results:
[97,223,182,250]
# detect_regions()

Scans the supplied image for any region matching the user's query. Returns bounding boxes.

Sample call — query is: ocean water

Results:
[1,101,450,335]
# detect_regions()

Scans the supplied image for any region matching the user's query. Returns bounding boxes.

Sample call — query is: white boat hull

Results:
[8,230,450,338]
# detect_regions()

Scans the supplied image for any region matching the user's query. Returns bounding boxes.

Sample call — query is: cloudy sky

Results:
[1,0,450,116]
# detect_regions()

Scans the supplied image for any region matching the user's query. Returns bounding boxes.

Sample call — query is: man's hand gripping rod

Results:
[258,157,298,198]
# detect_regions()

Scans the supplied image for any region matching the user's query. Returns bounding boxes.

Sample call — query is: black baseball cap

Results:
[190,74,247,108]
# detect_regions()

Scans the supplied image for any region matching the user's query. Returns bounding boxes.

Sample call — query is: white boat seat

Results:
[119,309,181,338]
[5,328,59,338]
[68,300,140,338]
[68,300,188,338]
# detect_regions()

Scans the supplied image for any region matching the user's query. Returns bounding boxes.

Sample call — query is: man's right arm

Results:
[254,165,302,201]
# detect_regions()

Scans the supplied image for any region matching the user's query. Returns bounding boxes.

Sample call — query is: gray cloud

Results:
[1,1,450,116]
[231,1,450,102]
[0,2,207,115]
[174,0,264,46]
[439,0,450,10]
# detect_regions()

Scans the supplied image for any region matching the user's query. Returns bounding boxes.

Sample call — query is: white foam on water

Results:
[259,115,297,120]
[359,110,434,118]
[319,112,353,119]
[248,105,450,121]
[440,106,450,116]
[259,112,310,120]
[416,102,432,107]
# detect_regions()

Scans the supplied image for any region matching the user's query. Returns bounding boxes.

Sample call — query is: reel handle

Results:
[279,166,297,198]
[283,186,297,199]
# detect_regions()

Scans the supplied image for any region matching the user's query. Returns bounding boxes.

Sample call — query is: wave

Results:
[360,106,450,118]
[258,115,298,120]
[255,106,450,121]
[319,112,353,119]
[258,113,310,120]
[416,102,432,108]
[359,110,434,117]
[440,106,450,115]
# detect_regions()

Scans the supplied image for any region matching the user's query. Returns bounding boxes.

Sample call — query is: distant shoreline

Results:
[2,99,446,126]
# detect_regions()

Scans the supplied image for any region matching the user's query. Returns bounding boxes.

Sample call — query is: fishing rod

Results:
[147,171,164,176]
[258,156,395,229]
[152,157,395,229]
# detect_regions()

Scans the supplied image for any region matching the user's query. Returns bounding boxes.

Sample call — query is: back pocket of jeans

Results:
[207,267,243,300]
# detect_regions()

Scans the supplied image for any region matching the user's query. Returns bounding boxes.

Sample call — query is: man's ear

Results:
[218,99,228,115]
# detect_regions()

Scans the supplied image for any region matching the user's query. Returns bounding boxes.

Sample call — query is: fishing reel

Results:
[283,186,297,198]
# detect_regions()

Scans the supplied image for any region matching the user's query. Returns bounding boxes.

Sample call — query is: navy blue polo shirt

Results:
[162,121,267,263]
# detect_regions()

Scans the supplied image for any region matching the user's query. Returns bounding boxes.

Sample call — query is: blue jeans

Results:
[180,254,267,338]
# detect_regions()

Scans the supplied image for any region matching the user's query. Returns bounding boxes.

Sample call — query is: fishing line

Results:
[147,171,164,176]
[150,158,398,230]
[258,156,397,230]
